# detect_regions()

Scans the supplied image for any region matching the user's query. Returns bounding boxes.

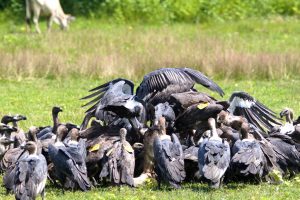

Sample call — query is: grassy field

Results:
[1,78,300,200]
[0,17,300,79]
[0,17,300,199]
[0,78,299,129]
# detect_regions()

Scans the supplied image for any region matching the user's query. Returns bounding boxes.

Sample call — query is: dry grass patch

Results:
[0,19,300,79]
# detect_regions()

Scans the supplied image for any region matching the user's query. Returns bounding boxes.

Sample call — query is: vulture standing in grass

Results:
[13,141,47,200]
[230,122,265,181]
[2,126,42,194]
[100,128,135,186]
[266,131,300,176]
[153,117,186,188]
[246,108,300,177]
[198,118,230,188]
[48,125,91,191]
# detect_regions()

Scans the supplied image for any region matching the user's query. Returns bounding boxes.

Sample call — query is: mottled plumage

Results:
[231,139,264,178]
[13,142,47,200]
[100,128,135,186]
[198,118,230,188]
[154,133,186,188]
[48,126,91,191]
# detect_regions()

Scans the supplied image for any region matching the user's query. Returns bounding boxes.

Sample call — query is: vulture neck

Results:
[286,113,293,124]
[69,129,79,142]
[159,123,166,136]
[28,130,38,143]
[208,118,218,139]
[12,121,18,128]
[240,122,250,140]
[56,133,64,143]
[52,112,60,134]
[241,129,249,140]
[120,135,126,143]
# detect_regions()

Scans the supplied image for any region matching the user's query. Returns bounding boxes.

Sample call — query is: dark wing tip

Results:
[229,91,255,102]
[182,68,225,97]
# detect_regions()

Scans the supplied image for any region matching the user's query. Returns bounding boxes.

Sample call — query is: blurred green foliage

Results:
[0,0,300,23]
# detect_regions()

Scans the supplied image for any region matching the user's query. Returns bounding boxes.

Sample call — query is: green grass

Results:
[1,179,300,200]
[0,78,300,199]
[0,78,299,129]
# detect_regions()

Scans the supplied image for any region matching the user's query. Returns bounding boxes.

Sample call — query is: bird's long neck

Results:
[241,122,250,140]
[208,118,219,139]
[56,133,63,143]
[211,127,218,138]
[28,130,38,143]
[52,113,60,134]
[120,136,126,143]
[286,114,293,124]
[12,121,18,128]
[159,122,166,136]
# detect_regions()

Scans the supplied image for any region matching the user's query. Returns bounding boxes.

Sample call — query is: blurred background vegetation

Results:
[1,0,300,23]
[0,1,299,80]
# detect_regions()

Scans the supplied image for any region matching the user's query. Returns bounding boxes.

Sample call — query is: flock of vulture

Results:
[1,67,300,199]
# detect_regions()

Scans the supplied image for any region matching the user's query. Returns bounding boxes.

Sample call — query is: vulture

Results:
[0,124,16,159]
[13,141,47,200]
[37,106,63,140]
[228,91,282,134]
[2,126,42,194]
[175,102,224,132]
[198,118,230,188]
[266,131,300,176]
[169,91,219,116]
[81,79,147,135]
[230,122,265,181]
[48,125,91,191]
[153,117,186,188]
[136,67,224,104]
[80,68,224,134]
[99,128,135,186]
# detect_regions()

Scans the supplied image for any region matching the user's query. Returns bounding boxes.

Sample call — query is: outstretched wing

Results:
[228,91,282,133]
[80,78,134,114]
[136,68,224,104]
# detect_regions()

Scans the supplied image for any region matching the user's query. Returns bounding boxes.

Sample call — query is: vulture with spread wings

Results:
[80,68,224,132]
[228,91,282,134]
